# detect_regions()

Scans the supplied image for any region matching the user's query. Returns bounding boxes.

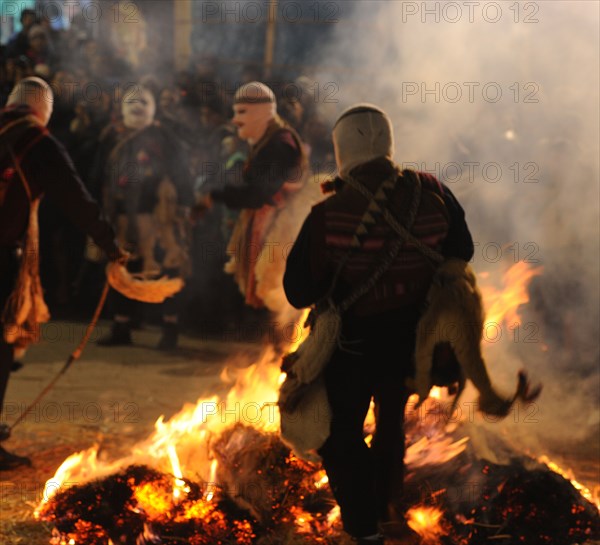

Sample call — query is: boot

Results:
[0,445,32,471]
[97,321,132,346]
[379,519,420,544]
[157,322,179,351]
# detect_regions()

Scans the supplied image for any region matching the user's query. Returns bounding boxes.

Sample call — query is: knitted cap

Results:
[234,81,276,105]
[7,76,54,126]
[332,104,394,178]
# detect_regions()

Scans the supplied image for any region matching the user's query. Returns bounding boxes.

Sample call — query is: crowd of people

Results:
[0,9,336,347]
[1,10,490,545]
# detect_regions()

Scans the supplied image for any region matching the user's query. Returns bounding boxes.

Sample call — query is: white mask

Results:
[232,82,277,145]
[122,86,156,130]
[232,102,275,145]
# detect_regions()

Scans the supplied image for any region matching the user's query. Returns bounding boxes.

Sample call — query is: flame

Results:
[314,470,329,489]
[132,481,173,520]
[36,313,312,517]
[205,459,218,501]
[479,261,543,331]
[166,444,189,500]
[538,455,600,510]
[407,505,449,543]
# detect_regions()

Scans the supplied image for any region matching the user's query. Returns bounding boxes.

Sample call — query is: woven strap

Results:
[339,170,423,312]
[321,169,399,308]
[345,170,445,266]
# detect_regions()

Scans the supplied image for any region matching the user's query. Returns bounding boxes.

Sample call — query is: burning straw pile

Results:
[35,424,343,545]
[36,416,599,545]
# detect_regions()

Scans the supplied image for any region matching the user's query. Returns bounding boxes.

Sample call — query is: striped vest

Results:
[321,168,450,316]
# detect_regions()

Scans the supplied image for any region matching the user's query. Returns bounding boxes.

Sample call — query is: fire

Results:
[39,338,298,502]
[35,263,600,544]
[132,481,173,519]
[479,261,543,331]
[539,455,600,510]
[407,505,449,543]
[314,470,329,489]
[205,459,218,501]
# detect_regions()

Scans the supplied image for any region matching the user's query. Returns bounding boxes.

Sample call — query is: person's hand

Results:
[110,246,131,265]
[190,193,213,224]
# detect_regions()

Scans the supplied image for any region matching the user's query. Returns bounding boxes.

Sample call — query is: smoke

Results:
[313,1,599,458]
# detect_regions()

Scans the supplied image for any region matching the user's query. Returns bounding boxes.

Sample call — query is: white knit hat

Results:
[7,76,54,126]
[332,104,394,178]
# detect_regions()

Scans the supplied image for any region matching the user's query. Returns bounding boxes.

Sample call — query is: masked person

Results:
[0,77,126,469]
[196,82,309,319]
[283,104,474,544]
[97,85,193,349]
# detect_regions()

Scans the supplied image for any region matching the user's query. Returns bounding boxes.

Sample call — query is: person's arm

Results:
[440,184,474,261]
[26,135,122,260]
[211,132,301,209]
[283,209,331,309]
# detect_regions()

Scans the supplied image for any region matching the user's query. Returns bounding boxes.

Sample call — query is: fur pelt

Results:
[2,198,50,349]
[413,258,542,417]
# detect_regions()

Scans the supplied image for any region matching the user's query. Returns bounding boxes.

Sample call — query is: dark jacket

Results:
[0,105,119,258]
[284,158,474,319]
[211,126,304,209]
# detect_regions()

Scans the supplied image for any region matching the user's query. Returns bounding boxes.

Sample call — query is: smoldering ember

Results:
[0,2,598,545]
[34,408,600,545]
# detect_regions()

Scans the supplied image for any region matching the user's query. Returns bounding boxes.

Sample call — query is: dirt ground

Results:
[1,320,598,545]
[0,320,264,545]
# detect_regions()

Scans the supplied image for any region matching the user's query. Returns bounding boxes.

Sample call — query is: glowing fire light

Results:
[539,455,600,510]
[166,444,189,500]
[205,459,218,501]
[38,263,599,543]
[314,470,329,489]
[479,261,543,330]
[407,505,448,543]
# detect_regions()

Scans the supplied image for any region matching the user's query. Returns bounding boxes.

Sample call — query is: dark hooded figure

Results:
[283,104,474,544]
[0,77,125,470]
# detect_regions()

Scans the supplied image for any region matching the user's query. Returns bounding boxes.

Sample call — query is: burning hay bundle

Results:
[36,464,256,545]
[36,418,599,545]
[35,426,344,545]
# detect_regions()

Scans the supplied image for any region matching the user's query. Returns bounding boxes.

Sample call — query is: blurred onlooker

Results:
[219,135,246,239]
[158,86,180,118]
[303,114,335,174]
[6,9,37,59]
[279,95,305,134]
[199,97,235,164]
[5,55,34,87]
[26,24,57,77]
[156,85,194,148]
[239,63,262,86]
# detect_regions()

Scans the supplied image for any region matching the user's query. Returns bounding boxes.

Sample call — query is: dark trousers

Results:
[0,248,19,421]
[318,311,417,538]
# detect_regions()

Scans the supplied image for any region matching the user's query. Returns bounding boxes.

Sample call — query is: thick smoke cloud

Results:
[314,1,599,458]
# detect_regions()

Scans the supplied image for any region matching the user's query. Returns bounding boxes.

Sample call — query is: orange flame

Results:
[479,262,543,332]
[538,455,600,510]
[407,505,448,543]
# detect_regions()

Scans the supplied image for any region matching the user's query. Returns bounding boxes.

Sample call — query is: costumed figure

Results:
[281,104,475,544]
[97,85,193,349]
[0,77,125,469]
[196,82,321,325]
